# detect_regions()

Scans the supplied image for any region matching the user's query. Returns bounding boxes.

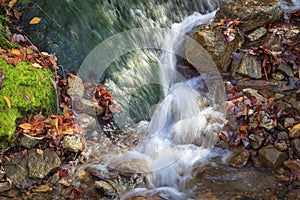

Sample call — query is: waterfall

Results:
[106,11,227,199]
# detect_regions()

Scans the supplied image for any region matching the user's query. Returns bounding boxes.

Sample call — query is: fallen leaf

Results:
[8,0,17,9]
[27,66,37,71]
[3,96,11,108]
[11,49,20,56]
[32,63,42,68]
[41,52,49,57]
[29,17,41,25]
[19,123,32,130]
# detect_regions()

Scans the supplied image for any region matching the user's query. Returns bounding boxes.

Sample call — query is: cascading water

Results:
[105,12,227,199]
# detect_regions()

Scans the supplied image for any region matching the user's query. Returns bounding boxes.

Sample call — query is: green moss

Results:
[0,15,16,49]
[0,58,57,147]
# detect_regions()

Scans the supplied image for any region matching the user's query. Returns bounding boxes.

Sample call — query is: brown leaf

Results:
[27,66,37,71]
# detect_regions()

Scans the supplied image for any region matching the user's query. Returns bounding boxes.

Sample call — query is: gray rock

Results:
[291,139,300,156]
[246,27,267,41]
[75,113,97,131]
[215,0,282,32]
[20,134,38,148]
[259,145,288,168]
[259,111,274,130]
[274,141,288,151]
[86,164,111,180]
[277,60,294,78]
[73,97,103,116]
[28,149,61,179]
[108,158,149,177]
[67,74,85,98]
[62,135,83,152]
[186,24,244,73]
[284,118,295,128]
[227,147,250,167]
[277,131,289,140]
[249,133,265,149]
[0,181,12,193]
[94,180,116,196]
[3,152,37,189]
[238,53,262,79]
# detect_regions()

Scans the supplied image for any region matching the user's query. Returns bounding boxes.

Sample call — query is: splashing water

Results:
[107,11,227,199]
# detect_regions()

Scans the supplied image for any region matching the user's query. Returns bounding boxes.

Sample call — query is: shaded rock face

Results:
[28,149,61,179]
[238,53,262,79]
[215,0,282,32]
[187,25,244,72]
[258,145,288,168]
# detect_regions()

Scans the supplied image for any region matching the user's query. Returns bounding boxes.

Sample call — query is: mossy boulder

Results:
[0,58,57,148]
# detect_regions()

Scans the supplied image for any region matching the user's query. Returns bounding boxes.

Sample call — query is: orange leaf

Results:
[19,123,32,130]
[62,129,74,135]
[27,66,37,71]
[3,96,11,108]
[11,49,21,56]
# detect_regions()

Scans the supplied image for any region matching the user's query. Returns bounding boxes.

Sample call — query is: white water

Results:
[107,11,226,199]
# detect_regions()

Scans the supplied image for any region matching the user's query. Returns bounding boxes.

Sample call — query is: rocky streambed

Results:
[0,0,300,199]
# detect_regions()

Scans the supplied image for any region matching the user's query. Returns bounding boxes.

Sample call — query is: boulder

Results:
[67,74,85,98]
[258,145,288,168]
[28,149,61,179]
[186,25,244,72]
[238,53,262,79]
[215,0,282,32]
[62,135,84,152]
[227,147,250,167]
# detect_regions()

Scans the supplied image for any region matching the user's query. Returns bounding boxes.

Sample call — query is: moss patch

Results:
[0,58,57,147]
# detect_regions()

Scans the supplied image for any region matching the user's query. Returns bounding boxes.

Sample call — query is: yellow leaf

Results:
[8,0,17,9]
[11,49,20,56]
[19,123,32,130]
[3,96,11,108]
[40,52,49,57]
[29,17,41,25]
[291,124,300,133]
[62,129,74,135]
[32,63,42,68]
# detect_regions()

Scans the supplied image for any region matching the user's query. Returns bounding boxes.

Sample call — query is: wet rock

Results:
[3,152,37,189]
[76,170,89,181]
[249,133,265,149]
[284,118,295,128]
[237,79,279,90]
[75,113,97,131]
[109,159,149,177]
[215,0,282,32]
[246,27,267,41]
[67,74,85,98]
[28,149,61,179]
[238,53,262,79]
[86,164,111,180]
[187,24,244,72]
[277,131,289,140]
[274,141,288,151]
[94,180,116,196]
[73,97,103,116]
[291,139,300,156]
[263,33,283,51]
[20,134,38,148]
[289,124,300,138]
[259,145,288,168]
[227,147,250,167]
[0,181,12,193]
[62,135,83,152]
[230,52,244,80]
